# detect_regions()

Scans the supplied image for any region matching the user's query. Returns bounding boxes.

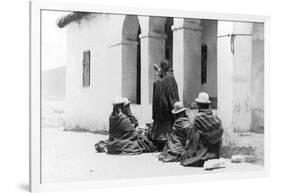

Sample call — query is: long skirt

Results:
[95,132,157,155]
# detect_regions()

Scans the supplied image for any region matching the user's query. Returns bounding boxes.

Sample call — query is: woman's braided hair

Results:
[160,59,170,73]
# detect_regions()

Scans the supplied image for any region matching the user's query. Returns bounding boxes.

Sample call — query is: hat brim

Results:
[112,101,126,105]
[172,108,186,114]
[195,98,211,104]
[124,100,131,106]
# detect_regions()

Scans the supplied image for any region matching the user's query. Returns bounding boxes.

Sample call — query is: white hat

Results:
[195,92,211,104]
[172,101,186,114]
[112,96,127,105]
[123,97,131,106]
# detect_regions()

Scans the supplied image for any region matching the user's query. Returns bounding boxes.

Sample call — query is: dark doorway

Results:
[201,44,208,85]
[165,18,174,67]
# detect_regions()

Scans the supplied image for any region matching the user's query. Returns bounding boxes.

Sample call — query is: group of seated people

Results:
[95,92,224,167]
[95,96,157,155]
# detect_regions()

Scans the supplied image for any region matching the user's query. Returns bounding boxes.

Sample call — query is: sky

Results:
[41,10,70,71]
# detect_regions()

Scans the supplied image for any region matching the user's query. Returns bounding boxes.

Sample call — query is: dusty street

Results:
[42,127,263,184]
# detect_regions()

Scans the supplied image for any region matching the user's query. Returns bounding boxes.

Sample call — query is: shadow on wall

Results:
[250,109,264,133]
[221,129,264,166]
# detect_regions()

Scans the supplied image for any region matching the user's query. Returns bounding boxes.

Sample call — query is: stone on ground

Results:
[204,158,226,170]
[231,155,256,163]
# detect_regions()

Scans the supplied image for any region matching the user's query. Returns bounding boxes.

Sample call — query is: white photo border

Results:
[30,0,271,192]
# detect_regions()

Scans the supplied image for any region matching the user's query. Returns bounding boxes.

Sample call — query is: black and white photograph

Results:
[40,8,266,184]
[5,0,281,192]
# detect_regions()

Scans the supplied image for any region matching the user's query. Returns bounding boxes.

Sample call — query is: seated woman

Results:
[180,92,223,167]
[158,101,193,162]
[95,96,157,155]
[121,98,139,128]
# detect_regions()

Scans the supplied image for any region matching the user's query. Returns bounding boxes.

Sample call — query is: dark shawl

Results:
[127,113,139,128]
[108,112,135,140]
[159,117,193,162]
[106,113,157,154]
[180,111,223,167]
[151,72,179,141]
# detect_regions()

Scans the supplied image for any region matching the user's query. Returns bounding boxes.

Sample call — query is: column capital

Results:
[172,19,203,32]
[108,40,138,48]
[139,32,167,39]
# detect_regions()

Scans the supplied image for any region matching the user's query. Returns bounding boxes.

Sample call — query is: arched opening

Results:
[122,15,141,104]
[148,17,173,67]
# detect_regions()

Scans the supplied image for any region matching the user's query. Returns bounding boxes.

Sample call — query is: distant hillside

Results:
[42,66,65,99]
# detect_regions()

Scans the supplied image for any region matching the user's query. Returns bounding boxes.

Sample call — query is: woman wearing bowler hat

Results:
[95,96,157,154]
[180,92,224,167]
[158,101,193,162]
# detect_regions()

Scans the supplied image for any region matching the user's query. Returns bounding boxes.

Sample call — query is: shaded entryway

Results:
[165,17,174,67]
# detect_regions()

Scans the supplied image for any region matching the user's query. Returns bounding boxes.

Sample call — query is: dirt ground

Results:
[41,99,264,183]
[41,127,263,183]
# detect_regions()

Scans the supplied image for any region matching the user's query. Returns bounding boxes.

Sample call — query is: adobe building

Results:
[58,12,264,133]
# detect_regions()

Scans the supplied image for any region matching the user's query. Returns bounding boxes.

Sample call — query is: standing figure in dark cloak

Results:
[95,96,157,154]
[180,92,223,167]
[151,59,179,151]
[159,101,193,162]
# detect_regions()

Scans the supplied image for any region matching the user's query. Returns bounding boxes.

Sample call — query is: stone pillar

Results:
[217,21,253,132]
[232,22,253,132]
[107,42,123,98]
[107,40,139,104]
[121,40,139,103]
[139,31,166,105]
[251,23,264,133]
[172,18,203,106]
[217,21,235,130]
